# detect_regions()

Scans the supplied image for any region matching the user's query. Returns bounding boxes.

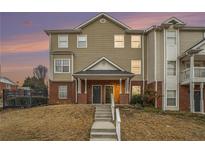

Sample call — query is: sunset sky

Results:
[1,12,205,85]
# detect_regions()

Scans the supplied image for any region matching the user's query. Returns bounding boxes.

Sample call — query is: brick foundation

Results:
[147,81,163,109]
[120,94,129,104]
[77,93,87,104]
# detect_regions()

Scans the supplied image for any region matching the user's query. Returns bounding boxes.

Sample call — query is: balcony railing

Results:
[181,67,205,82]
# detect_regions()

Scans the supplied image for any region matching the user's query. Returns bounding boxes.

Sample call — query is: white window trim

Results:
[132,85,141,96]
[77,35,87,48]
[131,60,141,75]
[114,35,124,48]
[166,90,177,107]
[54,58,71,74]
[131,35,141,48]
[167,61,176,76]
[58,34,68,48]
[58,85,68,99]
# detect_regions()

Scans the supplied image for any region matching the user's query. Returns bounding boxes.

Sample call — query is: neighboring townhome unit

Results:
[45,13,205,113]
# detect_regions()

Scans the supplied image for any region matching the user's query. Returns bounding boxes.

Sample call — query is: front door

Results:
[194,91,201,112]
[105,86,114,104]
[93,85,101,104]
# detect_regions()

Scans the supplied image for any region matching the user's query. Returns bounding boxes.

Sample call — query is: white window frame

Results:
[131,60,141,75]
[77,35,87,48]
[114,35,124,48]
[167,61,176,76]
[166,31,176,45]
[54,59,70,74]
[58,85,68,99]
[132,86,141,96]
[167,90,177,107]
[131,35,141,48]
[58,34,68,48]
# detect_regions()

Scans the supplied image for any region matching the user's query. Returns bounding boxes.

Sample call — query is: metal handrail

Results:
[111,93,115,121]
[116,108,121,141]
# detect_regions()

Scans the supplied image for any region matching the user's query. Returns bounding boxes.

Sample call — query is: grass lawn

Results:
[120,106,205,141]
[0,104,94,141]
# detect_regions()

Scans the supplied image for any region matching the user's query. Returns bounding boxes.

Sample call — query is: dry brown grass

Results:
[0,104,94,141]
[120,106,205,141]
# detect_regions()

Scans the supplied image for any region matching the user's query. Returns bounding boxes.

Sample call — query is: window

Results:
[131,35,141,48]
[58,86,67,99]
[131,60,141,74]
[167,61,176,76]
[58,34,68,48]
[54,59,70,73]
[114,35,124,48]
[77,35,87,48]
[132,86,141,96]
[167,31,176,45]
[204,32,205,38]
[167,90,176,106]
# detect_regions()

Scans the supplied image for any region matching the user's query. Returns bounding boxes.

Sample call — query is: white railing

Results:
[111,93,115,121]
[116,108,121,141]
[181,67,205,81]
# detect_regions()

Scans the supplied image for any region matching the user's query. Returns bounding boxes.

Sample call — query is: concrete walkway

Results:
[90,104,117,141]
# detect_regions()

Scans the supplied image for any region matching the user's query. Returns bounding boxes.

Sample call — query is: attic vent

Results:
[100,18,106,23]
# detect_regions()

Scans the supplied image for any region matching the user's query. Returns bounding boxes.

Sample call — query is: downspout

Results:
[154,30,158,108]
[142,35,145,94]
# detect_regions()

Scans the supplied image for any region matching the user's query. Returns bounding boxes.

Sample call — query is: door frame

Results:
[104,85,114,104]
[194,90,201,112]
[92,85,102,104]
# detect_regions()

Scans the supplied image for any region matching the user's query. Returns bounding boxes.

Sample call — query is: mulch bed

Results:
[120,106,205,141]
[0,104,94,141]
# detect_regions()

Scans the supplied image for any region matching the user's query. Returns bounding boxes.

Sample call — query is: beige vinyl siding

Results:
[156,31,164,81]
[146,31,155,83]
[50,17,143,81]
[180,31,204,54]
[50,54,73,81]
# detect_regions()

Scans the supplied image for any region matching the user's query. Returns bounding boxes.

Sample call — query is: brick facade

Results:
[49,80,76,104]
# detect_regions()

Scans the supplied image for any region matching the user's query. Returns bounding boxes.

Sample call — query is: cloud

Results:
[1,32,48,54]
[23,20,33,27]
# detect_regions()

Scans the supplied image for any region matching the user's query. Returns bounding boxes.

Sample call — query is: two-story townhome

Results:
[45,13,205,113]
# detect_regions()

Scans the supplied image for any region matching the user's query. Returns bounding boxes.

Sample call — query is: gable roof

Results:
[185,38,205,52]
[83,57,125,71]
[161,17,185,25]
[0,76,16,85]
[74,13,132,30]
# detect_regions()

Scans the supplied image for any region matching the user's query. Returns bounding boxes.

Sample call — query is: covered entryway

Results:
[73,57,135,104]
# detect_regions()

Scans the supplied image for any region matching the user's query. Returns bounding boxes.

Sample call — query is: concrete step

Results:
[95,113,112,117]
[91,128,116,133]
[96,108,111,112]
[90,132,117,139]
[90,138,117,141]
[95,117,112,121]
[95,111,111,114]
[95,115,112,119]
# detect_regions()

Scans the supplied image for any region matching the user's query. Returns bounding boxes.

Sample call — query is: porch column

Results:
[200,83,204,113]
[77,78,81,94]
[84,78,87,94]
[119,78,122,94]
[190,55,194,112]
[126,78,129,94]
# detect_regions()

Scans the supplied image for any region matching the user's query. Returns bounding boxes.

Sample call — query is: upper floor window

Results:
[167,90,176,107]
[131,35,141,48]
[114,35,124,48]
[58,34,68,48]
[131,60,141,75]
[77,35,87,48]
[54,59,70,73]
[167,61,176,76]
[167,31,176,45]
[204,32,205,38]
[58,85,67,99]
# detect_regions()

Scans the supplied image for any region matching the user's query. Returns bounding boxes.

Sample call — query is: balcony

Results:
[181,67,205,84]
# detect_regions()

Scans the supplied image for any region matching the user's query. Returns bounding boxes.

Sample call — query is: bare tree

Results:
[33,65,48,81]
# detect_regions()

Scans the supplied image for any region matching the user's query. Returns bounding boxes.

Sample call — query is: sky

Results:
[0,12,205,85]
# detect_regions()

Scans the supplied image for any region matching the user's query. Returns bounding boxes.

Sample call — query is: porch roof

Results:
[73,70,135,78]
